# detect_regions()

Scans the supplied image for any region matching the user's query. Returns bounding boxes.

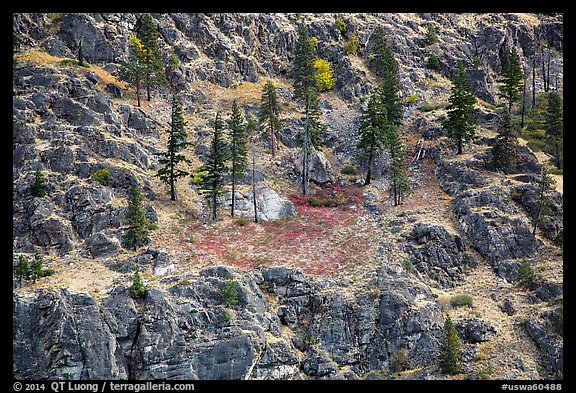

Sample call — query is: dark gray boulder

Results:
[404,223,477,288]
[455,318,498,343]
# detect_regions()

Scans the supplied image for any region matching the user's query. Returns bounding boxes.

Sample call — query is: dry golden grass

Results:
[16,49,129,90]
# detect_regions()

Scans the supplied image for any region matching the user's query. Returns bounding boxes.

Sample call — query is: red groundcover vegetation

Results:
[157,184,379,277]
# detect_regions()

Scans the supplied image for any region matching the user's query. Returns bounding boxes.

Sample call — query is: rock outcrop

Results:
[12,12,563,381]
[13,266,444,380]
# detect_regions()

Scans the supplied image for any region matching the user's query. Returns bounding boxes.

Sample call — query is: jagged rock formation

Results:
[13,12,563,381]
[13,266,443,380]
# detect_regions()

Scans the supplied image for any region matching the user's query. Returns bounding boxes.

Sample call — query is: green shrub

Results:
[509,189,523,202]
[548,166,563,175]
[518,258,535,287]
[341,165,358,175]
[472,56,482,69]
[221,273,239,309]
[406,93,419,104]
[343,34,360,54]
[450,294,473,308]
[235,216,249,226]
[425,24,439,45]
[306,335,318,346]
[402,258,414,273]
[427,53,440,70]
[92,168,111,186]
[31,168,46,197]
[39,268,56,277]
[553,304,563,336]
[47,13,65,19]
[129,266,148,299]
[307,195,337,207]
[334,18,347,33]
[58,59,90,68]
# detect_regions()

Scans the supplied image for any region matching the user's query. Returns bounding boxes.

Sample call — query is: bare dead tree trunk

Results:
[251,140,259,223]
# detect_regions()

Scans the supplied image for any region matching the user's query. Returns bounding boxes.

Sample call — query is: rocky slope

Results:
[13,13,563,380]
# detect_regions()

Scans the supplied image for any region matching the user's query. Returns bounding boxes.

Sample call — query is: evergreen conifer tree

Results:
[129,265,148,299]
[357,88,387,186]
[427,52,440,70]
[544,90,563,170]
[439,315,463,374]
[359,26,404,188]
[425,24,439,45]
[292,23,324,195]
[118,37,147,107]
[443,61,479,154]
[228,100,249,217]
[156,95,191,201]
[258,80,282,156]
[491,110,519,174]
[499,46,524,113]
[16,255,31,286]
[137,13,165,101]
[531,168,556,236]
[30,251,43,283]
[123,182,150,250]
[221,273,239,309]
[31,167,46,197]
[370,26,403,130]
[198,112,228,222]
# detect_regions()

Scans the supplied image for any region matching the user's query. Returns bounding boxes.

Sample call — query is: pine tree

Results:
[129,265,148,299]
[123,182,150,250]
[388,128,411,206]
[118,37,147,107]
[427,52,440,70]
[499,46,524,113]
[359,27,404,187]
[439,315,463,374]
[443,61,479,154]
[491,110,519,174]
[544,90,563,170]
[258,80,282,156]
[221,273,239,309]
[16,255,31,286]
[198,112,228,222]
[228,100,249,217]
[292,23,324,195]
[425,24,439,45]
[370,26,403,129]
[156,95,191,201]
[531,167,556,236]
[293,24,319,102]
[137,13,164,101]
[357,88,387,186]
[30,251,43,283]
[31,167,46,197]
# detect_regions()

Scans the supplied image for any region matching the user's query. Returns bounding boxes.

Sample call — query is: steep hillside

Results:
[12,12,563,381]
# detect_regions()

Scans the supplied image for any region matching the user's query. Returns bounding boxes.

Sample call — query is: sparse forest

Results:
[13,12,563,382]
